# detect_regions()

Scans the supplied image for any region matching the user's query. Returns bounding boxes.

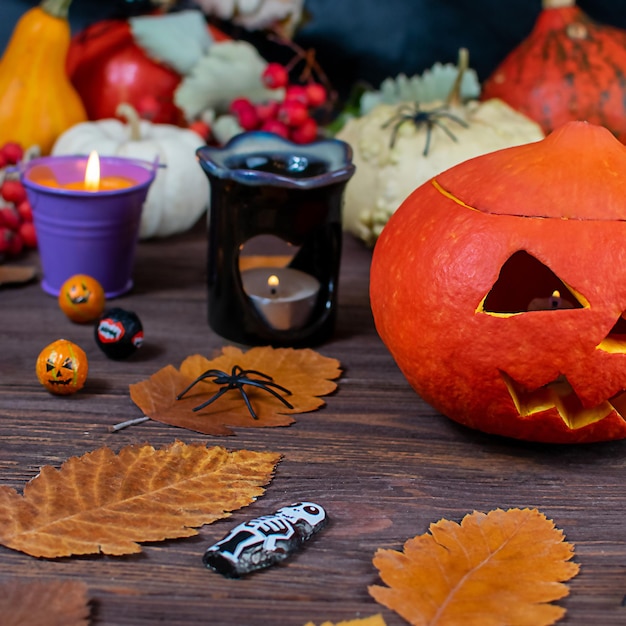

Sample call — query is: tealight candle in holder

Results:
[197,131,355,347]
[22,152,157,297]
[241,266,321,331]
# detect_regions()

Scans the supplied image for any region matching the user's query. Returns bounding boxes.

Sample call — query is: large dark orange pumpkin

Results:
[481,0,626,142]
[370,121,626,444]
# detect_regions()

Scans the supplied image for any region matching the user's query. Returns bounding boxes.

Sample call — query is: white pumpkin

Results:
[52,104,210,239]
[336,51,545,246]
[337,99,545,245]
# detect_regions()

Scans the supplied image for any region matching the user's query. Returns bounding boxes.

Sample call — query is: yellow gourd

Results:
[0,0,87,154]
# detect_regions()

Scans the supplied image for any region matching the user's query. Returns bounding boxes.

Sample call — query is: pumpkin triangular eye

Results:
[479,250,587,315]
[597,313,626,353]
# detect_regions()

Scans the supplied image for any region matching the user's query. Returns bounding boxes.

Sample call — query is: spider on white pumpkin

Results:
[381,102,469,156]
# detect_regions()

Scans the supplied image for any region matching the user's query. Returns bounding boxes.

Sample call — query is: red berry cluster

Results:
[229,62,328,144]
[188,119,212,142]
[0,142,37,258]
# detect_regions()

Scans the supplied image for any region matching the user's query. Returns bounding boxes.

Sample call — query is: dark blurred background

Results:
[3,0,626,97]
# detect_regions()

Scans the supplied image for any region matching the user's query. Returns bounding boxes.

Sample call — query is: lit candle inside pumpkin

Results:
[241,267,321,330]
[528,289,575,311]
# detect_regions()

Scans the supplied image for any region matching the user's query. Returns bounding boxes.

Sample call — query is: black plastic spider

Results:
[382,103,469,156]
[176,365,294,419]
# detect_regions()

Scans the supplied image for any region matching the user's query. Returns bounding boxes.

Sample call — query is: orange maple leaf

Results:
[130,346,341,435]
[0,441,280,558]
[369,508,580,626]
[1,579,90,625]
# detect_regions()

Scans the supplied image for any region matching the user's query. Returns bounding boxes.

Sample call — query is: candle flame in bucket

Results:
[84,151,101,192]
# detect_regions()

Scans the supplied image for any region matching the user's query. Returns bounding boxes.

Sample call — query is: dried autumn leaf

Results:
[369,508,579,626]
[0,441,280,558]
[130,346,341,435]
[304,615,387,626]
[0,265,37,287]
[1,579,90,626]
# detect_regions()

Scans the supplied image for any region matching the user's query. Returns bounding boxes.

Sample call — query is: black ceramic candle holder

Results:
[197,131,355,347]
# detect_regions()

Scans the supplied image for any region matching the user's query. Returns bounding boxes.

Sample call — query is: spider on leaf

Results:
[382,103,469,156]
[176,365,294,419]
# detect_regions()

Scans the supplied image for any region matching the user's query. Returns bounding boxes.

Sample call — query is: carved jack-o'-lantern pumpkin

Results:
[58,274,105,323]
[370,121,626,443]
[36,339,88,395]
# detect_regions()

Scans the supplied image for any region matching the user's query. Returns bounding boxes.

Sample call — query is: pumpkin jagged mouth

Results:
[501,372,626,430]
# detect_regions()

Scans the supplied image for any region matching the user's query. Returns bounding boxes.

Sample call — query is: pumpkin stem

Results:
[542,0,575,8]
[40,0,73,19]
[116,103,143,141]
[445,47,469,108]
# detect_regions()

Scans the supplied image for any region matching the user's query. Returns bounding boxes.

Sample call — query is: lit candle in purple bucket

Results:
[21,153,157,298]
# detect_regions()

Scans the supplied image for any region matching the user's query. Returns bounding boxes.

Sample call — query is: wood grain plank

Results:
[0,224,625,624]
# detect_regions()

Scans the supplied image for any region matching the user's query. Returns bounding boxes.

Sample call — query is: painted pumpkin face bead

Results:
[58,274,106,323]
[95,308,144,360]
[36,339,88,395]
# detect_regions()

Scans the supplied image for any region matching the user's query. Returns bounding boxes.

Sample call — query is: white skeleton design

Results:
[205,502,326,570]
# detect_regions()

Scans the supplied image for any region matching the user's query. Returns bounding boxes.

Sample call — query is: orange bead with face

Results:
[36,339,88,395]
[58,274,105,323]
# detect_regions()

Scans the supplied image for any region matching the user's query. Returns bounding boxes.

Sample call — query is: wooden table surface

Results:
[1,223,625,625]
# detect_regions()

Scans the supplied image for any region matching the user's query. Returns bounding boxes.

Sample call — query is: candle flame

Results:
[268,274,279,296]
[84,151,101,192]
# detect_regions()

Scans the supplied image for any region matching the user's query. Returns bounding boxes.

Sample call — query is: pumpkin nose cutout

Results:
[480,250,586,315]
[597,313,626,353]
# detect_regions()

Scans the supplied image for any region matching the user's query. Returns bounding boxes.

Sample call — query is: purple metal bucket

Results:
[22,155,157,298]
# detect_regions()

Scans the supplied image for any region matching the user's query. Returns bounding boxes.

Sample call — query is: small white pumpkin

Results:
[336,50,545,246]
[52,103,210,239]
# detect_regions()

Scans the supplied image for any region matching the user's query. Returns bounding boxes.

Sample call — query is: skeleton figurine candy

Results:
[203,502,327,578]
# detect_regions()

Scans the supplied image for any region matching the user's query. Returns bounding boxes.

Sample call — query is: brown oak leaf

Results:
[0,441,280,558]
[369,508,580,626]
[0,579,90,625]
[130,346,341,435]
[304,615,387,626]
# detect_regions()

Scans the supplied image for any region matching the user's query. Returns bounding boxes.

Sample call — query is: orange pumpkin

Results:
[58,274,106,323]
[481,0,626,142]
[370,121,626,444]
[36,338,88,395]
